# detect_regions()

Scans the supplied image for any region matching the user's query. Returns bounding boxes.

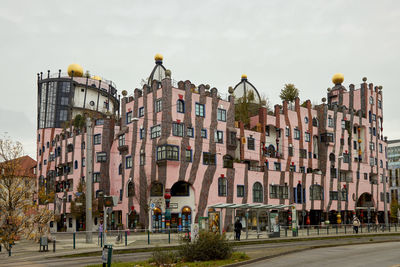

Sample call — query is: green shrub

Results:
[151,246,178,266]
[178,231,233,262]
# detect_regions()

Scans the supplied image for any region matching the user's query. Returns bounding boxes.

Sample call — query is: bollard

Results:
[125,231,128,246]
[326,226,329,235]
[317,226,319,235]
[336,225,338,234]
[285,227,287,237]
[307,227,309,236]
[168,229,171,244]
[344,225,346,234]
[9,244,12,257]
[53,238,56,253]
[73,232,76,249]
[100,232,103,247]
[360,224,363,233]
[147,230,150,245]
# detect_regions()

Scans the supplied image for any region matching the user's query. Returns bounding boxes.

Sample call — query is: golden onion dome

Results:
[182,207,191,213]
[67,63,83,77]
[154,53,163,61]
[332,73,344,85]
[92,75,101,81]
[241,74,247,79]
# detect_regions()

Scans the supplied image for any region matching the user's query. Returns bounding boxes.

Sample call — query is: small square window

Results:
[94,134,101,145]
[217,109,226,122]
[138,107,144,117]
[187,127,194,137]
[237,185,245,197]
[195,103,205,117]
[185,149,192,162]
[201,129,207,138]
[96,152,107,162]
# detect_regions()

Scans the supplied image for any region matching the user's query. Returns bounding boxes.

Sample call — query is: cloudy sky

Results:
[1,0,399,157]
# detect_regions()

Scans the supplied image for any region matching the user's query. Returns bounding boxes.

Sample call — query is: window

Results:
[118,134,125,146]
[328,116,334,128]
[126,111,132,124]
[126,156,132,169]
[74,160,78,169]
[285,127,290,137]
[237,185,244,197]
[195,103,205,117]
[187,127,194,137]
[177,99,185,113]
[61,96,69,106]
[370,142,375,151]
[155,99,162,113]
[310,185,323,200]
[320,133,334,143]
[223,155,233,168]
[265,126,270,136]
[300,166,305,173]
[253,182,263,203]
[59,109,68,121]
[294,184,305,204]
[172,123,185,137]
[247,137,255,150]
[140,128,145,139]
[229,132,237,146]
[294,128,300,140]
[304,117,309,124]
[343,153,350,163]
[289,164,296,172]
[138,107,144,117]
[218,177,227,196]
[94,134,101,145]
[201,129,207,138]
[127,181,135,197]
[274,162,281,171]
[215,130,223,143]
[364,173,368,180]
[217,108,226,122]
[378,100,382,109]
[67,144,74,152]
[372,114,376,121]
[44,160,47,165]
[150,182,164,196]
[312,117,318,127]
[369,96,374,104]
[118,163,122,175]
[96,152,107,162]
[341,189,348,201]
[329,191,338,200]
[330,167,337,178]
[353,140,357,150]
[305,132,310,142]
[81,157,85,167]
[288,146,294,156]
[151,125,161,139]
[157,145,179,161]
[203,152,216,165]
[185,149,192,162]
[300,149,307,158]
[379,143,383,153]
[93,172,100,183]
[81,141,85,149]
[140,150,145,165]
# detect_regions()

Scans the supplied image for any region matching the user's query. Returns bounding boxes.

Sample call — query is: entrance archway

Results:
[356,193,376,224]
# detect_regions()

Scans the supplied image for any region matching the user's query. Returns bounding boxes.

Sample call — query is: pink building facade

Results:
[36,56,389,232]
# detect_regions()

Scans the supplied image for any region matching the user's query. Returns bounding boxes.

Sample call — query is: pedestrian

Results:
[352,215,360,234]
[234,218,243,241]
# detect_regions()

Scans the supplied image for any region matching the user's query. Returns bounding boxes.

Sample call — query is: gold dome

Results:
[154,53,163,61]
[92,75,101,81]
[332,73,344,85]
[67,64,83,77]
[241,74,247,79]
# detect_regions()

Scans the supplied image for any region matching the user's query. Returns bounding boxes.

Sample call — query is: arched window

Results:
[312,117,319,127]
[118,163,122,175]
[218,177,227,196]
[150,182,163,196]
[329,153,335,162]
[223,155,233,168]
[177,99,185,113]
[253,182,263,203]
[310,184,323,200]
[171,181,190,196]
[74,160,78,169]
[128,181,135,197]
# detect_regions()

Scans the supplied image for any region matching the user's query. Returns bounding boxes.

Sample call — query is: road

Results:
[246,241,400,267]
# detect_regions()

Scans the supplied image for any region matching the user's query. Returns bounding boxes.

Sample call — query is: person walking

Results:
[234,218,243,241]
[352,215,360,234]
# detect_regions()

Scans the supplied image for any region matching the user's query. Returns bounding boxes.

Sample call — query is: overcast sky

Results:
[1,0,399,158]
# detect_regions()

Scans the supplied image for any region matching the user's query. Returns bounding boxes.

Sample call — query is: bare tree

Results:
[0,137,53,251]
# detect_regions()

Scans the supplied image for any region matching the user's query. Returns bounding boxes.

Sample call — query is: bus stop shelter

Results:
[207,203,296,238]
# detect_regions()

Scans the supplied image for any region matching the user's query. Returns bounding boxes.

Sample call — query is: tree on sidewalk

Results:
[0,137,53,251]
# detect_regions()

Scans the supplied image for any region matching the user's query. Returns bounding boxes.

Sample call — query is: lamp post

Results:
[164,190,171,231]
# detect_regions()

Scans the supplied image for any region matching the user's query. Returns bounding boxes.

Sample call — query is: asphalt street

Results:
[246,241,400,267]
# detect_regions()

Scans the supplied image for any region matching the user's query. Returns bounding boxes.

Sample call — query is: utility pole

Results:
[86,117,93,243]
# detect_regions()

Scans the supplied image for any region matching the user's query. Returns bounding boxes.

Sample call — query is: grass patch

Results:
[86,252,249,267]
